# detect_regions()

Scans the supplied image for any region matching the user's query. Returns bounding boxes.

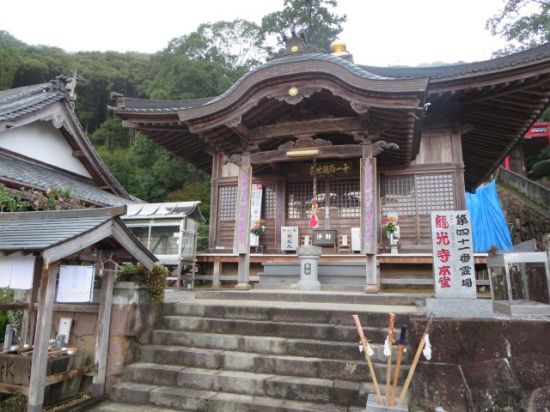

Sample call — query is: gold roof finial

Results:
[330,39,348,57]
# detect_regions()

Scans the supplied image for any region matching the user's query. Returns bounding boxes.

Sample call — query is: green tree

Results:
[0,31,27,90]
[166,179,211,222]
[150,19,264,100]
[260,0,347,53]
[486,0,550,56]
[165,19,265,70]
[96,134,202,203]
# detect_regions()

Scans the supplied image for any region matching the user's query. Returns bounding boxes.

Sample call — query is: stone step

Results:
[162,301,415,328]
[193,290,420,307]
[159,315,393,344]
[86,399,187,412]
[124,363,380,407]
[151,330,407,363]
[110,381,366,412]
[138,345,410,384]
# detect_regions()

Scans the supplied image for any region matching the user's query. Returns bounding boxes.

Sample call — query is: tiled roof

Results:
[207,52,396,106]
[0,153,138,206]
[357,42,550,80]
[0,83,65,122]
[0,207,157,267]
[117,96,214,113]
[0,212,115,251]
[0,79,137,203]
[116,53,403,112]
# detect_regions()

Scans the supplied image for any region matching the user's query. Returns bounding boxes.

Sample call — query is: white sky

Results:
[1,0,510,67]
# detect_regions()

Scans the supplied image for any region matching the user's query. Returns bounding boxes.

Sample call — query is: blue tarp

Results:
[465,179,513,253]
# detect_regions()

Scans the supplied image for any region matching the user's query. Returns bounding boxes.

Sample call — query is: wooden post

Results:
[212,257,221,289]
[27,261,59,412]
[92,261,117,397]
[361,143,379,293]
[234,154,252,290]
[20,257,43,346]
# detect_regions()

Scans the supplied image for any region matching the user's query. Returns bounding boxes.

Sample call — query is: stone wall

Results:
[498,187,550,248]
[51,282,162,392]
[409,318,550,412]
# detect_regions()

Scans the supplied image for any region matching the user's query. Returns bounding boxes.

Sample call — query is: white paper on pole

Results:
[9,253,36,289]
[249,183,263,246]
[57,265,95,303]
[0,256,13,288]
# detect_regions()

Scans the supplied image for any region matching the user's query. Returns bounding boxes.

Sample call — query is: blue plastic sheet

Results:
[465,179,513,253]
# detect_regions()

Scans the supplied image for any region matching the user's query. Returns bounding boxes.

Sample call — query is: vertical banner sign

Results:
[360,158,377,254]
[430,210,476,299]
[250,183,264,246]
[234,166,252,254]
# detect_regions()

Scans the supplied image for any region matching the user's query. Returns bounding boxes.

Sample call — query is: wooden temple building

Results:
[112,35,550,291]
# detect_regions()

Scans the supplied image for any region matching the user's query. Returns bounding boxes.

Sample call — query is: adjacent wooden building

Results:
[112,36,550,290]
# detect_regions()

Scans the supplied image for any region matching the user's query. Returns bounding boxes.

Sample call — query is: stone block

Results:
[72,312,97,336]
[461,358,519,390]
[425,297,493,319]
[265,375,332,403]
[511,352,550,390]
[409,319,509,364]
[177,367,218,390]
[411,363,472,412]
[508,320,550,356]
[366,393,408,412]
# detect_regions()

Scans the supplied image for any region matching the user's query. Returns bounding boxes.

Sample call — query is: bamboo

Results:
[385,313,395,405]
[352,314,384,405]
[397,314,435,406]
[390,324,408,406]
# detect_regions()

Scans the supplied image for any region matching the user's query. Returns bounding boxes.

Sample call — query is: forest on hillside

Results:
[1,0,549,212]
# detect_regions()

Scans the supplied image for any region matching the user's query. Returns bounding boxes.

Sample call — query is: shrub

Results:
[116,263,168,304]
[531,159,550,179]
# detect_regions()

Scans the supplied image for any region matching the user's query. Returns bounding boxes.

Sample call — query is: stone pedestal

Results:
[296,246,322,291]
[426,298,493,318]
[366,394,408,411]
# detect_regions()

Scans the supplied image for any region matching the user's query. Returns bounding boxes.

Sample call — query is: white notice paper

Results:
[57,266,94,303]
[0,256,13,288]
[9,253,36,289]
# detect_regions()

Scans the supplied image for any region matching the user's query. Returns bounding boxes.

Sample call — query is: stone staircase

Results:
[92,292,420,412]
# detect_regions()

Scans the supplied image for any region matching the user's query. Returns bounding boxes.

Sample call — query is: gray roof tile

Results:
[0,153,137,206]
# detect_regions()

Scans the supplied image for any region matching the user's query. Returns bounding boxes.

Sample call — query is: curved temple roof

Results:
[114,42,550,191]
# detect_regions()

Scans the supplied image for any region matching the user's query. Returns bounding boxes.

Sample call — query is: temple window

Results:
[220,186,238,221]
[381,174,454,216]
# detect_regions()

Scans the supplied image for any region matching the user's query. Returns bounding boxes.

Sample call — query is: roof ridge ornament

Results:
[268,29,325,61]
[268,86,322,105]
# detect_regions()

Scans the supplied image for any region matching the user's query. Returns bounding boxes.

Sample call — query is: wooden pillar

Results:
[361,142,379,293]
[234,153,252,290]
[27,261,59,412]
[20,257,43,346]
[209,152,222,251]
[275,179,285,248]
[211,257,221,289]
[92,261,117,397]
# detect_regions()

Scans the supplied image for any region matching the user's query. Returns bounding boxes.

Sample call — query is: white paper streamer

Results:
[383,337,391,357]
[423,334,432,360]
[366,342,374,357]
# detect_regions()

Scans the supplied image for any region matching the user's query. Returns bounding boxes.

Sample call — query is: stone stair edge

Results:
[194,289,422,304]
[137,345,411,379]
[111,377,375,411]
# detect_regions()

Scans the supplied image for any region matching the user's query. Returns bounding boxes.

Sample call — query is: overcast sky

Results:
[2,0,510,67]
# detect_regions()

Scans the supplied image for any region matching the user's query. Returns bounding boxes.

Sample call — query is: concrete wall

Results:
[409,318,550,412]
